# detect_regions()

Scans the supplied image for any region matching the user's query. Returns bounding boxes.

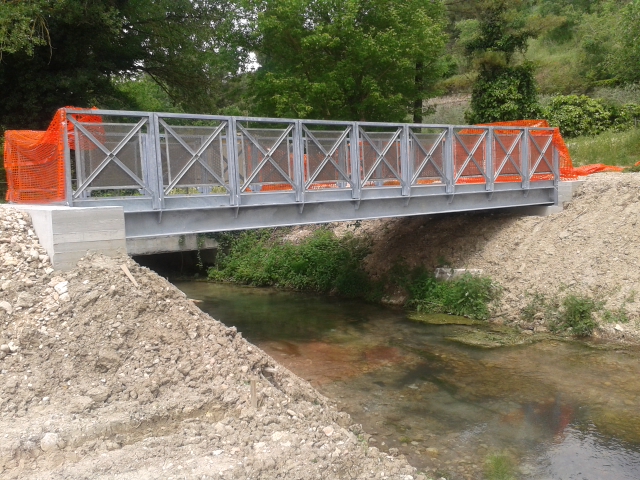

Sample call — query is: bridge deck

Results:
[61,109,560,239]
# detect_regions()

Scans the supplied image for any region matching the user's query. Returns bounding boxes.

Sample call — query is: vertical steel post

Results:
[227,117,240,206]
[485,127,494,192]
[400,125,411,196]
[147,113,163,210]
[444,126,455,194]
[293,120,305,203]
[62,110,73,206]
[350,122,361,199]
[521,128,530,190]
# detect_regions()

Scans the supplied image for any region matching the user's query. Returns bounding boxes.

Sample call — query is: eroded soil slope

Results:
[331,173,640,340]
[0,207,418,479]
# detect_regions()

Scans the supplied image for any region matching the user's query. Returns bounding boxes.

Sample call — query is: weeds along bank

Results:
[0,207,419,479]
[210,173,640,342]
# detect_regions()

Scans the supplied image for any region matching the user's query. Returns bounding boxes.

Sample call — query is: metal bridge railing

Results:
[63,109,559,212]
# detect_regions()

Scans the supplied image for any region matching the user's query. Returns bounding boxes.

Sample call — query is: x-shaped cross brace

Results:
[160,119,229,194]
[360,128,403,185]
[494,132,524,180]
[453,131,488,183]
[71,116,151,199]
[410,130,447,185]
[303,126,352,189]
[238,124,295,192]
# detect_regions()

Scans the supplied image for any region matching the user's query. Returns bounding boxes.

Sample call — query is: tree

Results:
[615,0,640,84]
[463,0,541,124]
[249,0,447,122]
[0,0,249,130]
[0,0,51,58]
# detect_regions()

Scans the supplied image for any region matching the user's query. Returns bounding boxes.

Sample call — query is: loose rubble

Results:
[0,207,420,479]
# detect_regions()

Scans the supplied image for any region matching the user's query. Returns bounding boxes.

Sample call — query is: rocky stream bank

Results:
[323,173,640,343]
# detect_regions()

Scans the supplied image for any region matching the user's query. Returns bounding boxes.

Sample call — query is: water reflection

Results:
[176,281,640,480]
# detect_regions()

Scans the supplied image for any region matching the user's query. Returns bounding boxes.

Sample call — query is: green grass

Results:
[528,38,588,95]
[484,452,516,480]
[401,268,502,321]
[209,230,502,319]
[565,128,640,167]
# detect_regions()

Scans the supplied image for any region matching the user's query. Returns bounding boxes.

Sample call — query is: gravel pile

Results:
[0,206,420,479]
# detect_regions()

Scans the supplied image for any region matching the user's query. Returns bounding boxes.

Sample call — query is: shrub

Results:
[465,64,542,124]
[548,294,601,337]
[544,95,613,137]
[408,272,501,321]
[208,229,373,297]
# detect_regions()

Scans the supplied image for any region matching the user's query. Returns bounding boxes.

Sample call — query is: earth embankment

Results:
[0,207,418,479]
[330,173,640,341]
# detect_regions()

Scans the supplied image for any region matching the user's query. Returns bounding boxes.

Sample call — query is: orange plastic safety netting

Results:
[4,109,67,203]
[456,119,577,184]
[3,107,102,203]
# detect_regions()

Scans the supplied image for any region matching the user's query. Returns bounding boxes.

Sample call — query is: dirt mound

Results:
[333,173,640,341]
[0,207,418,479]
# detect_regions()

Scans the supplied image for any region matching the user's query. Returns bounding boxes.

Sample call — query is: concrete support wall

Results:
[8,205,127,271]
[127,234,218,256]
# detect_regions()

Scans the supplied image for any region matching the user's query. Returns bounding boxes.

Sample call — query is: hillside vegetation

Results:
[1,0,639,186]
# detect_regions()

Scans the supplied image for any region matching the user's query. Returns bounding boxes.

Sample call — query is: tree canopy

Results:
[0,0,248,130]
[249,0,447,122]
[1,0,639,132]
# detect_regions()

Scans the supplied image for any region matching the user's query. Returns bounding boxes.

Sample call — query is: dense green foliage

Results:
[461,0,541,123]
[250,0,447,122]
[544,95,613,137]
[0,0,51,58]
[208,229,373,297]
[466,63,541,124]
[543,95,640,137]
[208,229,501,320]
[406,270,501,320]
[0,0,248,130]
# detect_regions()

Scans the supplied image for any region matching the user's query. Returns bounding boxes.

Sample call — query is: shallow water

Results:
[176,281,640,479]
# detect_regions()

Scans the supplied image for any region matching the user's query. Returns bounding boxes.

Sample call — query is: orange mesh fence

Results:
[4,108,66,203]
[4,107,102,203]
[455,120,576,184]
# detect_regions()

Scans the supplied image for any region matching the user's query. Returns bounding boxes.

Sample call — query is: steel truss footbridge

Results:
[62,108,561,239]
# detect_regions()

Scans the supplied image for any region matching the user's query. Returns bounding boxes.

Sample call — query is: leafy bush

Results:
[408,272,501,321]
[544,95,613,137]
[555,294,600,337]
[465,64,542,124]
[208,229,373,298]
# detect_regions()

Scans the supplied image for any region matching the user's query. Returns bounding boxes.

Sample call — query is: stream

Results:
[175,281,640,480]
